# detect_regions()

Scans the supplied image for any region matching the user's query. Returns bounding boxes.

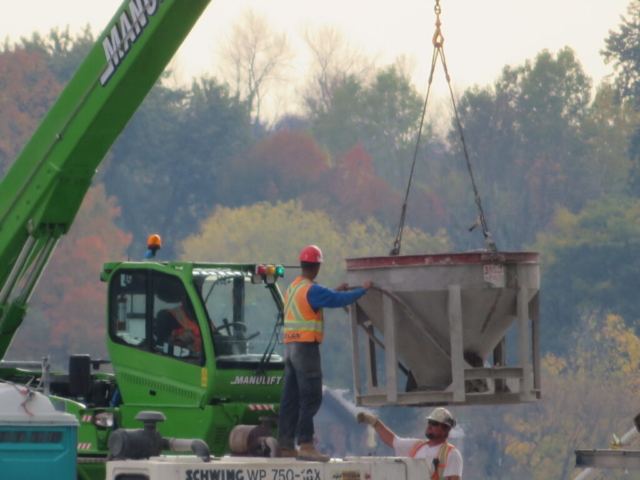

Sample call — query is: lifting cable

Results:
[390,0,496,255]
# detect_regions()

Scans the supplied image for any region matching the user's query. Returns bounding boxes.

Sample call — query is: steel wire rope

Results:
[390,44,440,255]
[390,0,496,255]
[439,45,495,251]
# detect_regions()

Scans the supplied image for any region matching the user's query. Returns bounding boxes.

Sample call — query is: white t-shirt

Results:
[393,436,463,478]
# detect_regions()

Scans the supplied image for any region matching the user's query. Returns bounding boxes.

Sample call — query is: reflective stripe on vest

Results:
[169,306,202,352]
[283,277,324,343]
[409,441,454,480]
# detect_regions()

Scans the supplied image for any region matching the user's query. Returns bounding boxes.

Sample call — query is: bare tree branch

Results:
[301,24,377,112]
[217,9,294,120]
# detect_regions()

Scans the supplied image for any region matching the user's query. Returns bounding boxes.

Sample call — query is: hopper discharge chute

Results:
[346,251,540,407]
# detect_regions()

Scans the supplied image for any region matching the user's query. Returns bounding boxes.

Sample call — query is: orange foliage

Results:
[11,184,132,359]
[0,49,62,174]
[324,144,400,222]
[223,131,330,204]
[405,187,449,234]
[322,144,448,231]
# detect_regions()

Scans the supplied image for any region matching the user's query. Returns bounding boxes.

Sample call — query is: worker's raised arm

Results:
[307,284,368,309]
[357,412,395,449]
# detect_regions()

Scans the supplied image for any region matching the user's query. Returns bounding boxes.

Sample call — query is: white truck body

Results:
[107,456,431,480]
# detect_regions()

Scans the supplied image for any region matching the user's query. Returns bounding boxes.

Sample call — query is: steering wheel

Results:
[212,320,261,342]
[213,320,248,335]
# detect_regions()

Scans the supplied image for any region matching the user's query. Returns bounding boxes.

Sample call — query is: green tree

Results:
[602,0,640,195]
[602,0,640,102]
[581,82,638,196]
[533,194,640,354]
[309,64,426,190]
[103,76,253,258]
[440,48,593,250]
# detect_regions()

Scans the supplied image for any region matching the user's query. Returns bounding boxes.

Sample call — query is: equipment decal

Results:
[184,467,321,480]
[230,375,282,386]
[331,472,361,480]
[101,0,166,85]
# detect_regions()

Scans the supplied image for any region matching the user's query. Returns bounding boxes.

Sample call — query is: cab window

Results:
[109,271,204,365]
[109,271,148,347]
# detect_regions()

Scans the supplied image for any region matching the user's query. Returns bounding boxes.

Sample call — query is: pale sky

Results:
[1,0,635,120]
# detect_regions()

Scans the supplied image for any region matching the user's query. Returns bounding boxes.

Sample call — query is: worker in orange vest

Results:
[166,305,202,352]
[278,245,372,462]
[358,407,463,480]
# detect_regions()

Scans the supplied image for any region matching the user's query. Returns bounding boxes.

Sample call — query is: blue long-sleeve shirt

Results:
[307,283,367,310]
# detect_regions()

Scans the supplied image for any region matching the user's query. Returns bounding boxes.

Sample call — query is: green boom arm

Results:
[0,0,212,358]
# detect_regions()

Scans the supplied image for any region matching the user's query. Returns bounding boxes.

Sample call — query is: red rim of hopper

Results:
[346,251,539,269]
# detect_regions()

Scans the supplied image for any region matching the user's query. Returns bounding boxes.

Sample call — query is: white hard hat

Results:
[426,407,456,429]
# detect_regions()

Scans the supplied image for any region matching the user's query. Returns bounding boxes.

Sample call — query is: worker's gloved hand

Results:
[357,412,378,425]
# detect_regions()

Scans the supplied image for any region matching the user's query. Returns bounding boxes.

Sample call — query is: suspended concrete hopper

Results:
[346,251,540,407]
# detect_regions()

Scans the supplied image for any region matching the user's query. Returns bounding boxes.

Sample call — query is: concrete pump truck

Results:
[0,1,286,478]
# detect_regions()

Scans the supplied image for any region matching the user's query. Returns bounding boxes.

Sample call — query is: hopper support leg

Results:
[531,292,541,397]
[517,287,535,402]
[382,295,398,404]
[350,303,362,399]
[448,285,465,402]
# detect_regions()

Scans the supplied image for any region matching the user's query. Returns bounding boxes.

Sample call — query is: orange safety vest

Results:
[169,306,202,352]
[409,441,455,480]
[283,277,324,343]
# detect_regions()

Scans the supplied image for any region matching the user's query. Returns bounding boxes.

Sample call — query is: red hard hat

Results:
[299,245,323,263]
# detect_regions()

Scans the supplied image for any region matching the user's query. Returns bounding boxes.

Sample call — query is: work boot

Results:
[280,447,298,458]
[296,443,330,462]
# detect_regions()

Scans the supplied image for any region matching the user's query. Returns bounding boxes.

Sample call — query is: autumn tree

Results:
[323,143,448,233]
[12,26,95,83]
[458,314,640,480]
[0,48,62,175]
[217,9,293,120]
[324,143,400,224]
[500,314,640,480]
[7,184,132,363]
[180,200,450,386]
[220,130,330,207]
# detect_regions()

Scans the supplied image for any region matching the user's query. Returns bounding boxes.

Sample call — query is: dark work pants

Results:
[277,341,323,448]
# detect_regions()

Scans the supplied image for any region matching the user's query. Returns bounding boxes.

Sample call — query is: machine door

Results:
[109,269,205,366]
